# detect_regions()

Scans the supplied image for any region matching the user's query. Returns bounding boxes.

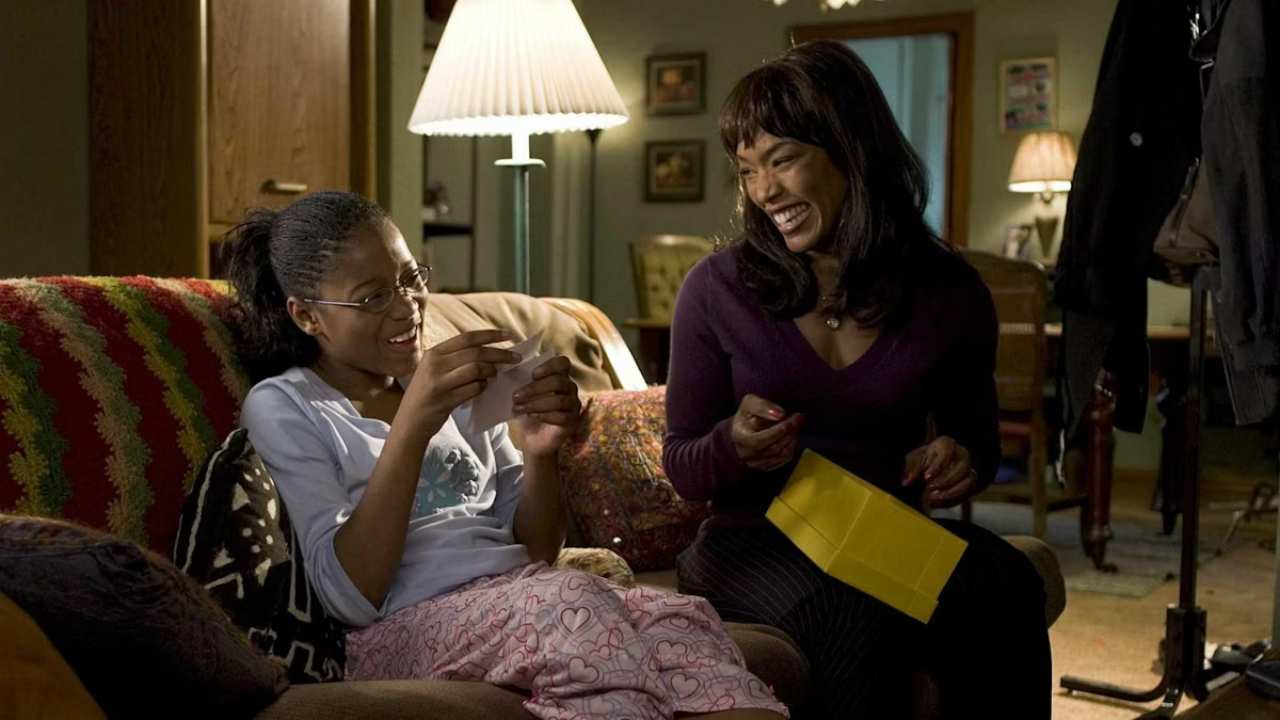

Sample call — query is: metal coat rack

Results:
[1060,265,1219,718]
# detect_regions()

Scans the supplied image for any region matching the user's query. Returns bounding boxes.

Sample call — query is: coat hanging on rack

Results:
[1201,0,1280,425]
[1055,0,1203,435]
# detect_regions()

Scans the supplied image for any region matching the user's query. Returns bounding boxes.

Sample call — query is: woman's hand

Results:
[902,436,977,509]
[513,356,582,458]
[731,394,804,471]
[404,329,522,435]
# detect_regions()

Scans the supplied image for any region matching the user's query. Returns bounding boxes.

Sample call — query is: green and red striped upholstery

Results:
[0,277,248,553]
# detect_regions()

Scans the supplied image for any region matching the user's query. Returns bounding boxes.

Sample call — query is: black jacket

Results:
[1055,0,1202,433]
[1202,0,1280,424]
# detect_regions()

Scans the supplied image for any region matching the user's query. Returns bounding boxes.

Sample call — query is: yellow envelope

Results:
[765,450,967,623]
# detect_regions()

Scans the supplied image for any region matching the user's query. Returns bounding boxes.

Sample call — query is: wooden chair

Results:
[960,250,1086,538]
[625,235,714,383]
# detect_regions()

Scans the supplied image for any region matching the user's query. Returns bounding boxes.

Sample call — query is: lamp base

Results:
[1034,214,1059,262]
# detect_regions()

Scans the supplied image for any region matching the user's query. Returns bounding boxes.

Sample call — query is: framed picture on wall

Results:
[645,140,705,203]
[646,53,705,116]
[999,57,1056,132]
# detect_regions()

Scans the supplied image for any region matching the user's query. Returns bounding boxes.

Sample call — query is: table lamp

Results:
[408,0,628,294]
[1008,130,1077,261]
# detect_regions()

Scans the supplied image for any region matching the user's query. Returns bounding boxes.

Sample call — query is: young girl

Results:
[225,191,786,720]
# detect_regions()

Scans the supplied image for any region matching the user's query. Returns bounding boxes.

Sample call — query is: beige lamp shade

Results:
[1008,130,1077,194]
[408,0,628,145]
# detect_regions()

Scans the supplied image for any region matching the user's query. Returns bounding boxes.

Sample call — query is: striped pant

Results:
[676,518,1051,718]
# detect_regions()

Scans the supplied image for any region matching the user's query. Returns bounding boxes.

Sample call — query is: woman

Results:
[227,191,787,719]
[663,41,1050,717]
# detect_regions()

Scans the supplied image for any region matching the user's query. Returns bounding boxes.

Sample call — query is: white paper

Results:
[463,332,554,435]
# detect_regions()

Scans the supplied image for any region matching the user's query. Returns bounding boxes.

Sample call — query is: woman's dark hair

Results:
[223,191,389,379]
[720,40,941,327]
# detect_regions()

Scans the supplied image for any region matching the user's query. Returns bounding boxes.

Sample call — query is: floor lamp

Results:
[407,0,628,295]
[586,128,601,303]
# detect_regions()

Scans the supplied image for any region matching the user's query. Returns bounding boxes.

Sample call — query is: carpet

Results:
[938,503,1217,598]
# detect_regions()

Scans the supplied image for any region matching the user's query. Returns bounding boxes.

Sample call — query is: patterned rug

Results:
[938,502,1217,598]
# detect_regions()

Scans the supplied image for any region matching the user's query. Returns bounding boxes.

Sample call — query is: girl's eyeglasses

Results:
[301,266,431,314]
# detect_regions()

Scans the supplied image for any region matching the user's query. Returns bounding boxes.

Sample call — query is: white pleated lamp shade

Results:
[1008,130,1077,194]
[408,0,628,140]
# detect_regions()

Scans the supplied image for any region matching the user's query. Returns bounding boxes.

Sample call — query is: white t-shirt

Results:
[240,367,530,627]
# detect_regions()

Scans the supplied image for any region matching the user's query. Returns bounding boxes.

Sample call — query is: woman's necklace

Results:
[818,290,843,331]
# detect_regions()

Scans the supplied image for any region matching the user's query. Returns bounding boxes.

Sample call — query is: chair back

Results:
[960,251,1049,414]
[630,235,714,320]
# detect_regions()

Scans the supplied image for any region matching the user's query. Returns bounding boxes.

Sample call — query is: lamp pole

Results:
[496,130,544,294]
[585,128,601,302]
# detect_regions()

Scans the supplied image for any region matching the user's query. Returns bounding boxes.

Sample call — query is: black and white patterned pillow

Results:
[174,429,347,683]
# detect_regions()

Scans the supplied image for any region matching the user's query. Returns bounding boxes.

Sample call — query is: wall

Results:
[376,0,424,253]
[412,0,1191,466]
[570,0,1183,469]
[0,0,428,279]
[0,0,90,277]
[572,0,1126,326]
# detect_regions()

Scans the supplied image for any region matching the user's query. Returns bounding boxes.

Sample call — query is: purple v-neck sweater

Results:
[662,244,1000,521]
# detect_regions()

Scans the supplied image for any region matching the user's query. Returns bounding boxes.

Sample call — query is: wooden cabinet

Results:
[89,0,375,278]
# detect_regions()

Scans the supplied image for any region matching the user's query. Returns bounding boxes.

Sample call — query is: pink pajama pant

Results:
[345,563,788,719]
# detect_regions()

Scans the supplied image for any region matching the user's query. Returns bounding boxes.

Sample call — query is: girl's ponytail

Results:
[223,209,319,379]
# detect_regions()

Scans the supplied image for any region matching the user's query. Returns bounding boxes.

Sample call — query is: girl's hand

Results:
[731,394,804,471]
[512,356,581,458]
[404,329,522,435]
[902,436,977,509]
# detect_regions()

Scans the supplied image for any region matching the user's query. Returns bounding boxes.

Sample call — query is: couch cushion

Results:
[1004,534,1066,626]
[0,590,105,720]
[256,679,529,720]
[424,292,615,393]
[0,514,288,718]
[0,277,249,553]
[558,386,711,571]
[174,429,347,683]
[256,622,809,719]
[725,622,811,711]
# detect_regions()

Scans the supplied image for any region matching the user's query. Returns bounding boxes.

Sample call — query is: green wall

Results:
[377,0,424,255]
[0,0,90,277]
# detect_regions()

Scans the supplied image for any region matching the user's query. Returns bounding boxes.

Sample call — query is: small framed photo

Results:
[645,140,705,203]
[646,53,706,116]
[1000,57,1056,133]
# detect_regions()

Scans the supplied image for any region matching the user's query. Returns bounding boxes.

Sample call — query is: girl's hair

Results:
[222,191,389,379]
[720,40,941,327]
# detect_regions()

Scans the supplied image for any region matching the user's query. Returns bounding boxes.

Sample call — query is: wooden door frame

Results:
[791,12,974,248]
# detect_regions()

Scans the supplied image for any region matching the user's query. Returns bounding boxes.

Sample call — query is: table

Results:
[1047,323,1198,569]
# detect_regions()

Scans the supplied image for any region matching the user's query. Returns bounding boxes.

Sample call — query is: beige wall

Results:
[573,0,1125,326]
[0,0,90,277]
[377,0,424,252]
[567,0,1180,469]
[0,0,424,278]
